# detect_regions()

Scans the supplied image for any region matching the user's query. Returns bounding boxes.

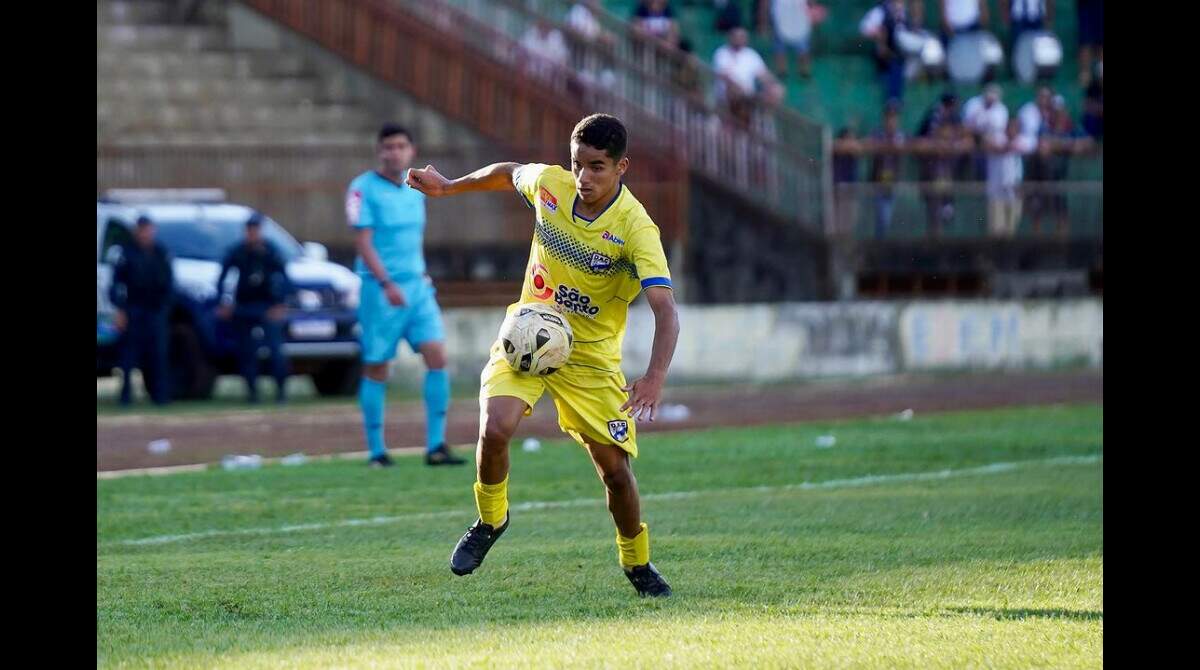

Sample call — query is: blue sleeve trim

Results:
[640,277,673,289]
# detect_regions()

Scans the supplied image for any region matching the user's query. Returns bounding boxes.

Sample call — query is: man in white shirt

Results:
[566,0,603,42]
[941,0,987,38]
[520,19,570,83]
[713,27,785,116]
[985,117,1035,237]
[964,83,1008,137]
[768,0,814,79]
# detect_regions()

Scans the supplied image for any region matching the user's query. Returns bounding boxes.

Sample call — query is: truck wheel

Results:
[312,359,362,397]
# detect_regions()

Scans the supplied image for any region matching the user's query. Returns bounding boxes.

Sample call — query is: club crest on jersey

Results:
[602,230,626,246]
[608,420,630,443]
[589,252,612,272]
[539,187,558,212]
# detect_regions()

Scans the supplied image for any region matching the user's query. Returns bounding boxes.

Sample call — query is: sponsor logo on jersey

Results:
[528,262,554,300]
[602,230,626,246]
[589,253,612,273]
[539,187,559,212]
[345,189,363,226]
[608,420,629,443]
[555,284,600,318]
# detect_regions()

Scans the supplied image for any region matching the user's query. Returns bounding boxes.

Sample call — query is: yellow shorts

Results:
[479,341,639,457]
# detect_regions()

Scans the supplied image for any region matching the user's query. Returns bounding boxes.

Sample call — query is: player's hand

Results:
[266,304,287,322]
[384,282,407,307]
[217,304,234,320]
[620,372,666,423]
[406,165,451,196]
[113,309,127,333]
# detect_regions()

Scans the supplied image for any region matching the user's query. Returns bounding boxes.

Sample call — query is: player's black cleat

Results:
[624,562,672,597]
[368,453,394,468]
[450,515,509,575]
[425,444,466,466]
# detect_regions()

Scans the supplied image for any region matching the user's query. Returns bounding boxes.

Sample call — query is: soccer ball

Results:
[498,303,574,376]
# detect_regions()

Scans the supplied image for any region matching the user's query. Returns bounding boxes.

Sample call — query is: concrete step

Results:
[98,24,229,51]
[96,77,340,106]
[99,135,374,148]
[97,50,310,79]
[96,0,226,27]
[97,101,376,134]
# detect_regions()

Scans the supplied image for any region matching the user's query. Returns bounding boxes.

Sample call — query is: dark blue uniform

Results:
[110,240,174,405]
[216,240,294,402]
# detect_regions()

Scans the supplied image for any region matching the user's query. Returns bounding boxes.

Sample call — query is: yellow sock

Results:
[473,476,509,527]
[616,522,650,569]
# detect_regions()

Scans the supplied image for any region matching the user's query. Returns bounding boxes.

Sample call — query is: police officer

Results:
[110,215,174,406]
[216,213,294,404]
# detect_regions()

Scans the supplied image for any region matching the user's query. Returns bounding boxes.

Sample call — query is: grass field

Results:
[97,404,1103,668]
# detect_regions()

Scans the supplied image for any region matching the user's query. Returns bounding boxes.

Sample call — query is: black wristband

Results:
[378,278,393,288]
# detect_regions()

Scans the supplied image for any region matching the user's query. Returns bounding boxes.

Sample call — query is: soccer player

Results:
[347,123,465,468]
[406,114,680,597]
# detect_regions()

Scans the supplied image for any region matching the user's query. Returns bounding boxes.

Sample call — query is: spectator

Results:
[767,0,816,79]
[1081,74,1103,141]
[860,0,912,104]
[1000,0,1053,51]
[713,26,785,124]
[832,127,862,237]
[520,19,570,82]
[1027,96,1094,237]
[916,93,967,237]
[564,2,618,93]
[673,37,704,100]
[1017,85,1054,143]
[633,0,680,49]
[216,213,294,404]
[566,0,605,43]
[869,102,906,239]
[940,0,988,42]
[985,117,1035,237]
[109,215,174,406]
[963,83,1008,178]
[1076,0,1103,87]
[714,0,744,33]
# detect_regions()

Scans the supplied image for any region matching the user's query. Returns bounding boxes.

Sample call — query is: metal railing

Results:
[238,0,689,241]
[828,141,1103,240]
[390,0,829,231]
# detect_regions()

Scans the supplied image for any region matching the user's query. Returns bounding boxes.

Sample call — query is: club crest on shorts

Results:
[608,419,630,443]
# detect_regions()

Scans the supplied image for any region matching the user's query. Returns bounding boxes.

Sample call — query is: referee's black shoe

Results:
[426,444,466,466]
[624,562,672,597]
[450,515,509,575]
[367,453,394,468]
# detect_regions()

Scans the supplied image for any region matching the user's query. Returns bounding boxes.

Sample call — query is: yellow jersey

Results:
[509,163,672,374]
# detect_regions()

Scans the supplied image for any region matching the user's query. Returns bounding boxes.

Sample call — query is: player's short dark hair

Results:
[378,122,413,144]
[135,215,154,227]
[571,114,627,161]
[245,212,265,228]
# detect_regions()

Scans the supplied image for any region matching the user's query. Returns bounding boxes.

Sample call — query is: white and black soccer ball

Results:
[498,303,574,376]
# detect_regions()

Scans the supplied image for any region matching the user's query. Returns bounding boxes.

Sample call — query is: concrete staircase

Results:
[97,0,377,146]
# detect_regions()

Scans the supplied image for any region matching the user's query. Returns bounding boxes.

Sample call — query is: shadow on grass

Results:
[948,606,1102,621]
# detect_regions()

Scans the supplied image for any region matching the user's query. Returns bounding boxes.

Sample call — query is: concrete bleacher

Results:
[97,0,379,146]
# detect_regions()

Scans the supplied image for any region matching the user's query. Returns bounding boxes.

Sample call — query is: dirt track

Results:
[97,370,1102,472]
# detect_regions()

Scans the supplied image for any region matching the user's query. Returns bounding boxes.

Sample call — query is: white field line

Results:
[106,454,1100,548]
[96,445,458,480]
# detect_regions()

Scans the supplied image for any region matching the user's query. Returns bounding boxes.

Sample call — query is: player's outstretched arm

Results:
[620,286,680,423]
[407,162,521,197]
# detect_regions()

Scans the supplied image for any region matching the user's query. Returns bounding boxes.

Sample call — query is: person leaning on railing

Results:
[1025,96,1095,238]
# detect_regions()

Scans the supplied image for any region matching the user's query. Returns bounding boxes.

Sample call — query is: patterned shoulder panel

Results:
[536,218,638,279]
